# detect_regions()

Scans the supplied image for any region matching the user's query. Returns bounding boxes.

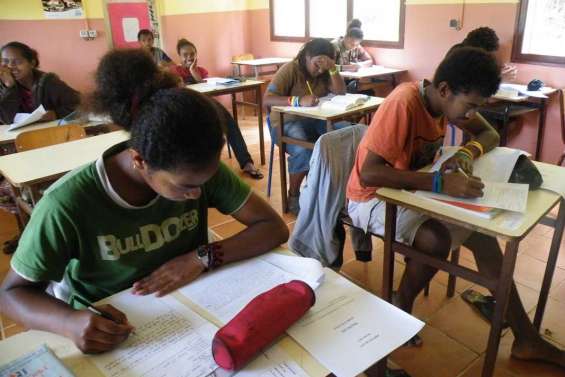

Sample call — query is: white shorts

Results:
[348,198,472,250]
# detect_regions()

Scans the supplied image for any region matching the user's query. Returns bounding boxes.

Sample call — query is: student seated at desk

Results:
[346,46,565,368]
[447,27,517,81]
[138,29,173,68]
[171,38,263,180]
[264,38,350,215]
[0,49,288,354]
[331,19,374,72]
[0,41,80,124]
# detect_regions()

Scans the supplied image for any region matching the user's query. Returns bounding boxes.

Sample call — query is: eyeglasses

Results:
[1,58,25,66]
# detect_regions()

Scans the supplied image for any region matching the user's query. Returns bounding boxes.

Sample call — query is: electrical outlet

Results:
[79,29,89,39]
[449,19,462,30]
[88,30,97,38]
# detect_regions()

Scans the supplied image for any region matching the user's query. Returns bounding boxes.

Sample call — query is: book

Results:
[319,93,369,111]
[0,344,75,377]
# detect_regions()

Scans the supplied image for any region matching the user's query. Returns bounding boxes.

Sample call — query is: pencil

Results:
[74,296,135,335]
[306,80,313,96]
[457,167,469,178]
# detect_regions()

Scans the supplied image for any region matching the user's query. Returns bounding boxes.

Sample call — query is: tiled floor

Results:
[1,117,564,377]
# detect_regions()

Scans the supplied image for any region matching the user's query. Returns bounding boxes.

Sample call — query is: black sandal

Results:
[243,168,264,180]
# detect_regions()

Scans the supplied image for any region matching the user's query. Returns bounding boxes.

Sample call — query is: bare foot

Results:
[511,338,565,369]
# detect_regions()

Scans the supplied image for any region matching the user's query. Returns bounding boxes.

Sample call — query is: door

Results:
[106,1,151,48]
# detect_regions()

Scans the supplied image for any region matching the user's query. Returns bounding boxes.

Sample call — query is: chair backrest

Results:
[15,124,86,152]
[559,89,565,144]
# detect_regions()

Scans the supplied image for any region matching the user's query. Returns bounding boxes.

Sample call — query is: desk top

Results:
[0,130,129,187]
[231,57,292,66]
[0,120,103,145]
[186,79,264,95]
[376,162,564,240]
[493,83,557,102]
[272,96,385,121]
[339,66,407,79]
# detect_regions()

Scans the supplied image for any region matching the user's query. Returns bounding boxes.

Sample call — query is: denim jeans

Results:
[272,118,352,174]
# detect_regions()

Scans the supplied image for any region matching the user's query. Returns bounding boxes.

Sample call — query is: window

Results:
[269,0,405,48]
[512,0,565,66]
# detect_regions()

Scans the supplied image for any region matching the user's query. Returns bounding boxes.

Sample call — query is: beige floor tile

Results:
[532,297,565,348]
[391,325,478,377]
[512,254,565,293]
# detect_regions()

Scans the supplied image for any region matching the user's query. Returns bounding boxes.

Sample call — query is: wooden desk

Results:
[0,291,328,377]
[480,85,557,161]
[272,96,385,213]
[187,80,266,165]
[0,130,129,189]
[0,120,111,153]
[375,161,565,377]
[231,57,292,79]
[339,66,407,88]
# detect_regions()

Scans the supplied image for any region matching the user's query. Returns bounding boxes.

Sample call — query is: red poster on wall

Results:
[107,2,151,48]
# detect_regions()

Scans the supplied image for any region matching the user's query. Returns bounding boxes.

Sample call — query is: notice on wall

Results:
[42,0,84,19]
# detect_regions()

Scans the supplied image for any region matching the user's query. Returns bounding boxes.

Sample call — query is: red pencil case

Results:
[212,280,316,370]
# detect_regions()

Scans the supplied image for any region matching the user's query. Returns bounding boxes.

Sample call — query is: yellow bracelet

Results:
[457,147,474,160]
[328,67,338,76]
[465,140,484,157]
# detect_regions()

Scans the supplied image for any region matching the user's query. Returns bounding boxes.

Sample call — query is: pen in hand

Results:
[74,296,136,335]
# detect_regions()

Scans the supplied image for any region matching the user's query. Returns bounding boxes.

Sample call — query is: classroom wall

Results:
[246,0,565,163]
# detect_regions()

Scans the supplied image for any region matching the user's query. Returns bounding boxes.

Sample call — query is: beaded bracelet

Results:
[456,147,474,160]
[432,171,443,193]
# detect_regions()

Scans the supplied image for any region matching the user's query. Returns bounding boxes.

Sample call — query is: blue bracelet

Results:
[432,171,442,193]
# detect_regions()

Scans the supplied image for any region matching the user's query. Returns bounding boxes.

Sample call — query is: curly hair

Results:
[85,49,225,171]
[462,27,499,52]
[1,41,40,67]
[433,46,501,98]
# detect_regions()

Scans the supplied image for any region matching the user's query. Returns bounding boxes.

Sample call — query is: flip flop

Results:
[461,289,510,329]
[243,168,264,180]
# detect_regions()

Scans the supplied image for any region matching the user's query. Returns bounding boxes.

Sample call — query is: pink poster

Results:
[107,2,151,48]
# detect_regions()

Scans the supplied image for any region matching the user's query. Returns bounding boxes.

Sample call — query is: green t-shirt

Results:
[11,142,251,308]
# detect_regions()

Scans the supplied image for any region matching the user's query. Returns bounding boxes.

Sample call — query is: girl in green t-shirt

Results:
[0,49,288,354]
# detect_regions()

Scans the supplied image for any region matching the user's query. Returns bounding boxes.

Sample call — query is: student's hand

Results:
[189,58,198,71]
[442,172,484,198]
[131,251,205,297]
[299,95,319,107]
[319,56,337,72]
[65,304,133,354]
[0,66,16,88]
[39,110,57,122]
[440,152,473,175]
[501,64,518,81]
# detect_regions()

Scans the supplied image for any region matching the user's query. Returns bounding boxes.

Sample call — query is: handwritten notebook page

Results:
[89,290,217,377]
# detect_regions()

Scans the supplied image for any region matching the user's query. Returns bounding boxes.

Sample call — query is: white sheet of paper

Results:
[89,290,217,377]
[287,269,424,377]
[9,105,47,131]
[416,181,529,212]
[259,252,325,288]
[178,256,307,323]
[430,147,527,183]
[537,163,565,198]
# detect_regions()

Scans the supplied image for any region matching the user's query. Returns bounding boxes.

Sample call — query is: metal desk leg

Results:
[391,74,397,88]
[278,113,288,213]
[534,198,565,329]
[382,203,397,303]
[254,66,259,79]
[256,86,265,165]
[482,239,520,377]
[535,98,548,161]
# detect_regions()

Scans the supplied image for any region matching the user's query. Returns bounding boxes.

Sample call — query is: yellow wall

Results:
[0,0,104,20]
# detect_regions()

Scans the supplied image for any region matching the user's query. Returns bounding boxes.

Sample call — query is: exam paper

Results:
[259,252,325,287]
[416,181,529,213]
[537,163,565,197]
[90,290,217,377]
[9,105,47,131]
[287,269,424,377]
[179,255,314,322]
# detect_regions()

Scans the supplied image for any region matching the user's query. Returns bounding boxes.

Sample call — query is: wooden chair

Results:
[558,89,565,166]
[13,125,87,221]
[15,124,86,152]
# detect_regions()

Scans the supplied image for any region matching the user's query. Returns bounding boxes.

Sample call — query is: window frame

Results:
[269,0,405,49]
[511,0,565,67]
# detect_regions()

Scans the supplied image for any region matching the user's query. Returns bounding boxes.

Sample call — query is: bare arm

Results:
[360,150,484,198]
[0,272,133,353]
[459,112,500,154]
[132,192,289,296]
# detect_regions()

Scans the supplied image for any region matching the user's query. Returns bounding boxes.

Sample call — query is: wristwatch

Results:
[195,245,210,269]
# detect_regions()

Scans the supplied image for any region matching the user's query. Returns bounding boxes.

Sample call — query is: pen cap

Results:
[212,280,315,370]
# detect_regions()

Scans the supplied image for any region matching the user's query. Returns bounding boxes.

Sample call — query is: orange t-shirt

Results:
[346,81,447,202]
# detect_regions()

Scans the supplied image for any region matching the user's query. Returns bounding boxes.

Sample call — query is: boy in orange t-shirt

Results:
[346,47,565,367]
